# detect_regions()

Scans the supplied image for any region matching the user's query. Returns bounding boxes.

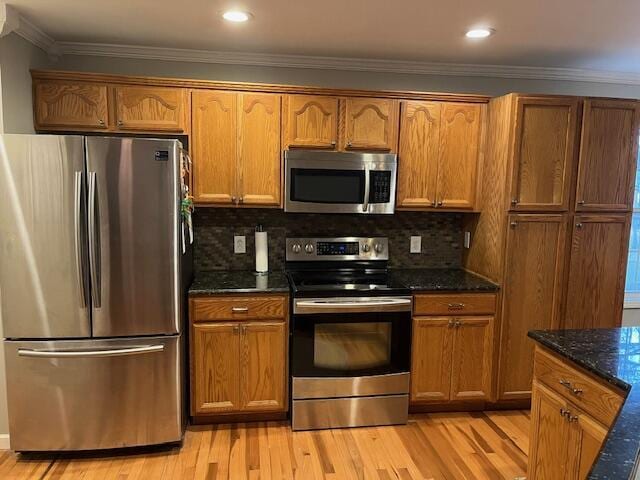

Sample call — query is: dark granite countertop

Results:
[189,270,290,295]
[529,328,640,480]
[388,268,499,292]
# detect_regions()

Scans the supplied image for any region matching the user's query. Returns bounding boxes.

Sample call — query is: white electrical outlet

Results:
[410,236,422,254]
[464,231,471,249]
[234,235,246,254]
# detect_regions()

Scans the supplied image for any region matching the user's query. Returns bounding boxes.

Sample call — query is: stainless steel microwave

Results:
[284,150,397,214]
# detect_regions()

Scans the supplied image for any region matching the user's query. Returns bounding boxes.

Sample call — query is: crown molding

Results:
[56,41,640,86]
[0,3,59,60]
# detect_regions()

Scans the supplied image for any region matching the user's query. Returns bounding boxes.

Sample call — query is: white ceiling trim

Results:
[57,41,640,86]
[0,4,59,59]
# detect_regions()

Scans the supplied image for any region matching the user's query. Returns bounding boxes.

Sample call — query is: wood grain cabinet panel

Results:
[191,90,237,204]
[528,381,575,480]
[498,214,567,400]
[575,99,640,212]
[191,296,287,322]
[564,214,630,329]
[410,317,453,402]
[238,93,282,206]
[240,322,287,411]
[510,97,579,211]
[283,95,339,149]
[192,323,241,415]
[569,411,608,480]
[342,97,399,152]
[450,316,493,401]
[114,86,186,132]
[436,103,484,210]
[397,101,441,208]
[34,81,108,130]
[413,293,496,316]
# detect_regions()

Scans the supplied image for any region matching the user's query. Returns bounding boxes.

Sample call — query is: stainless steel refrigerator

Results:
[0,135,191,451]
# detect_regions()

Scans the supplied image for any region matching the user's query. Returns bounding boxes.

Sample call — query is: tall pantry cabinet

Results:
[464,94,640,402]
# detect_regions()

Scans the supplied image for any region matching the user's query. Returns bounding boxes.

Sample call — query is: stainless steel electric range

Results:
[286,237,412,431]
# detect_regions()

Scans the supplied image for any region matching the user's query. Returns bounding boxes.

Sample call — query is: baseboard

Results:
[0,434,10,450]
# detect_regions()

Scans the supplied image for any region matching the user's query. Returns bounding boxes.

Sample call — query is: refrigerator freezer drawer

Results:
[4,336,183,451]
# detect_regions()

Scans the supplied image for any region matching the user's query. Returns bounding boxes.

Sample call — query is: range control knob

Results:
[374,243,384,253]
[362,244,371,253]
[304,243,315,254]
[291,243,302,254]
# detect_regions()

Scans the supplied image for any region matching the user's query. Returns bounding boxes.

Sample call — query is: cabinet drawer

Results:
[534,347,624,426]
[413,293,496,316]
[191,296,287,322]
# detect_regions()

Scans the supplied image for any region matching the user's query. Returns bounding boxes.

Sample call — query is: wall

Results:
[56,54,640,99]
[194,209,462,272]
[0,32,52,441]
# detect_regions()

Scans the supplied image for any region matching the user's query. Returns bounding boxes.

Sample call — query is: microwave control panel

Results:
[369,171,392,203]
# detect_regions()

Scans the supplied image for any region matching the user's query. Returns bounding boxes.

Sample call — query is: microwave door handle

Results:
[362,166,370,212]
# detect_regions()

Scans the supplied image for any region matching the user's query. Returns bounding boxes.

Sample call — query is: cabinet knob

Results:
[576,223,583,229]
[510,221,518,227]
[98,119,105,126]
[454,320,462,328]
[437,200,444,207]
[448,319,455,328]
[431,201,437,207]
[511,199,518,205]
[117,120,123,127]
[231,196,237,204]
[331,140,336,146]
[239,196,244,204]
[346,141,353,147]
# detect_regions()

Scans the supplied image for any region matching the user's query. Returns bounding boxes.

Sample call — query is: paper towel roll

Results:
[255,229,268,273]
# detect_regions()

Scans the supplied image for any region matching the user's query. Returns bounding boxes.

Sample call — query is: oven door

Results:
[284,150,397,214]
[290,297,412,379]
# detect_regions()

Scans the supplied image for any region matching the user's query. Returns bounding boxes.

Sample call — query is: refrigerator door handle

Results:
[74,171,87,308]
[88,171,101,308]
[17,344,165,358]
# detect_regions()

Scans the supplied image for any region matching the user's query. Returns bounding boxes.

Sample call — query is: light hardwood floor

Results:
[0,411,529,480]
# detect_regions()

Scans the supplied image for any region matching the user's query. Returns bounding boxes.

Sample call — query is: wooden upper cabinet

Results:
[564,214,630,329]
[498,214,567,401]
[238,93,282,206]
[575,99,640,212]
[510,97,579,211]
[528,381,574,480]
[191,90,237,204]
[397,101,441,208]
[34,81,108,130]
[240,322,286,411]
[191,323,241,415]
[113,86,186,132]
[410,317,453,403]
[342,97,399,152]
[450,316,493,401]
[436,103,484,210]
[283,95,338,149]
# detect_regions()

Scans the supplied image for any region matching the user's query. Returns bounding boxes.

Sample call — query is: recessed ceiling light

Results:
[222,10,251,22]
[465,28,494,39]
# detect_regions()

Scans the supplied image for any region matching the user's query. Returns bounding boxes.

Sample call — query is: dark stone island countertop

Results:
[529,328,640,480]
[388,268,499,292]
[189,270,290,295]
[189,268,498,295]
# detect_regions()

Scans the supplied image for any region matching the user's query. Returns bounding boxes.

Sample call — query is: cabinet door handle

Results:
[511,199,518,205]
[578,200,585,205]
[559,379,572,389]
[239,196,244,204]
[330,140,336,146]
[448,319,455,328]
[431,200,437,207]
[447,303,465,310]
[231,196,237,204]
[117,120,123,127]
[98,119,105,126]
[346,141,353,147]
[510,221,518,227]
[232,307,249,313]
[576,223,583,228]
[437,200,444,207]
[572,387,584,396]
[233,325,240,334]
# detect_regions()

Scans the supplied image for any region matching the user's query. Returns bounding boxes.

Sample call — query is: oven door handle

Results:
[294,297,412,314]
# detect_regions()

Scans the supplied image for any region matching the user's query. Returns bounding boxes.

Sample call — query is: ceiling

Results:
[7,0,640,75]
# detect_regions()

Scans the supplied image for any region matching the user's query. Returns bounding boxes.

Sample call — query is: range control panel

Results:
[286,237,389,262]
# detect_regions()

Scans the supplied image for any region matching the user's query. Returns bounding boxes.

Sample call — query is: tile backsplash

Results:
[193,208,463,272]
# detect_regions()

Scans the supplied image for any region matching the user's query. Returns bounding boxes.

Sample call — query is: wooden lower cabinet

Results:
[410,315,494,404]
[190,295,289,419]
[192,320,287,416]
[528,347,624,479]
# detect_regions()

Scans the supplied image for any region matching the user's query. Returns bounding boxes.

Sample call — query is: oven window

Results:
[314,322,391,370]
[290,168,365,203]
